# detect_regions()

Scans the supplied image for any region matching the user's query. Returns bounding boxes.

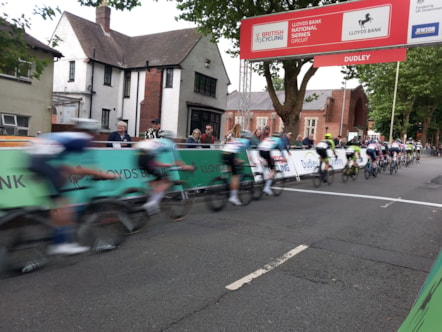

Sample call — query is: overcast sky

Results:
[4,0,360,92]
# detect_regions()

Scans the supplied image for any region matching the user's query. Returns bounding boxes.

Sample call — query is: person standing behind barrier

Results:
[294,134,304,148]
[107,121,131,148]
[302,134,314,149]
[258,134,290,196]
[282,132,293,150]
[261,126,271,141]
[221,130,252,206]
[201,124,215,148]
[145,118,164,139]
[225,123,242,143]
[250,128,262,148]
[186,129,201,148]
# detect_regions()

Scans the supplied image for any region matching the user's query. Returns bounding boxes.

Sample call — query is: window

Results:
[101,109,110,129]
[256,117,267,129]
[189,109,221,139]
[0,59,32,80]
[123,71,131,97]
[305,117,317,138]
[1,113,30,136]
[165,68,173,88]
[194,72,217,97]
[234,116,246,129]
[104,65,112,86]
[69,61,75,81]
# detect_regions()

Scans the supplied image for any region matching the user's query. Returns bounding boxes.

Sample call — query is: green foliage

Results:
[345,46,442,140]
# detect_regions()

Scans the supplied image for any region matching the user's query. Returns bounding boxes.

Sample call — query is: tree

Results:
[264,76,284,91]
[0,0,141,79]
[345,46,442,142]
[173,0,344,137]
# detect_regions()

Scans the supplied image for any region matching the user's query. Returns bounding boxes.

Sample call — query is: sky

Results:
[3,0,360,92]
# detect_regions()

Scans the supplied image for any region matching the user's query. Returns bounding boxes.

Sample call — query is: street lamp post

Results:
[340,81,346,137]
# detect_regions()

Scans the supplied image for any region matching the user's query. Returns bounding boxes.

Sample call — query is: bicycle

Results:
[120,166,195,223]
[341,161,359,183]
[364,159,377,179]
[0,178,132,275]
[312,160,335,188]
[205,164,254,212]
[252,158,286,200]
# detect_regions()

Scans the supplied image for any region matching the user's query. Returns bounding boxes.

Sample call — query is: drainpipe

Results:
[135,70,140,137]
[89,48,96,119]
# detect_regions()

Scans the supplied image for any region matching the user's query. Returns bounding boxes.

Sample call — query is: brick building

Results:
[226,86,368,142]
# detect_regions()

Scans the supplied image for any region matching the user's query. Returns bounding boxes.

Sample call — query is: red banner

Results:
[240,0,410,60]
[313,48,407,67]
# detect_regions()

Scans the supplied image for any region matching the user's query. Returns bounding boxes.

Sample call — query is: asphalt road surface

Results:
[1,157,441,332]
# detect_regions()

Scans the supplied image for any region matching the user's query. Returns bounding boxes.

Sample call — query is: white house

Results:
[51,5,230,140]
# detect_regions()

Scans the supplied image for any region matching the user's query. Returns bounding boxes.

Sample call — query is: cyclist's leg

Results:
[228,155,242,205]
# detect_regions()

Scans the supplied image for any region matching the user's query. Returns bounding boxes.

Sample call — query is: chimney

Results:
[96,4,111,33]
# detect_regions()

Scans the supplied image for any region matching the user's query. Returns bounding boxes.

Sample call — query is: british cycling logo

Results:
[301,151,319,169]
[255,30,285,44]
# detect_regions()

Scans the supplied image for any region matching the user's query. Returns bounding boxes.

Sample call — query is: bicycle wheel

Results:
[342,166,350,183]
[162,180,194,221]
[78,200,132,252]
[119,187,150,231]
[205,177,229,212]
[252,172,264,200]
[326,166,334,185]
[272,170,285,196]
[312,166,322,188]
[351,166,359,181]
[364,164,371,179]
[239,174,254,205]
[0,210,52,274]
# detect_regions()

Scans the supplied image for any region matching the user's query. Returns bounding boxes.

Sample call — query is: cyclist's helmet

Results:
[240,130,253,138]
[325,133,332,139]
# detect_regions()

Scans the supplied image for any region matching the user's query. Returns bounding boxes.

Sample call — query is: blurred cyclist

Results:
[221,130,252,205]
[135,132,194,215]
[257,133,290,196]
[315,133,337,174]
[27,119,118,255]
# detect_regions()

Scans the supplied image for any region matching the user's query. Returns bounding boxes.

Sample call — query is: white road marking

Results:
[278,188,442,208]
[380,197,401,208]
[225,244,309,291]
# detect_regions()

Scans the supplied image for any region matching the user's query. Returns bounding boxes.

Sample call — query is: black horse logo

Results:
[358,13,373,28]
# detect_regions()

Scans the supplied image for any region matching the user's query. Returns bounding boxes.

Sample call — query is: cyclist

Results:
[389,139,401,165]
[366,139,380,171]
[221,130,252,205]
[27,119,118,255]
[344,140,361,170]
[257,133,291,196]
[135,132,194,216]
[415,140,423,160]
[405,141,414,163]
[315,133,337,180]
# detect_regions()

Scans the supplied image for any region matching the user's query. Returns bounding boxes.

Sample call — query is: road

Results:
[1,157,441,332]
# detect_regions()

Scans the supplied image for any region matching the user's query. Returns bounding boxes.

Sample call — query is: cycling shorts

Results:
[29,156,67,198]
[222,151,240,175]
[137,151,165,181]
[366,149,377,161]
[315,147,328,160]
[259,150,275,170]
[389,147,400,156]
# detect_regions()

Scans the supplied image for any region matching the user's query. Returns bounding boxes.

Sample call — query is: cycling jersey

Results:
[28,132,94,196]
[315,139,335,160]
[257,137,286,152]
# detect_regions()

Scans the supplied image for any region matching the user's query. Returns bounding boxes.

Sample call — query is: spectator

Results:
[294,134,304,148]
[302,134,314,149]
[250,128,262,148]
[201,124,215,148]
[225,123,242,142]
[186,129,201,148]
[107,121,131,148]
[333,135,342,147]
[145,118,164,139]
[261,126,271,141]
[281,132,293,150]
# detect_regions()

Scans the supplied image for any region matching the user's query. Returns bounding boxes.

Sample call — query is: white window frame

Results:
[256,117,267,129]
[305,117,318,140]
[234,116,245,129]
[1,113,30,136]
[0,58,32,81]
